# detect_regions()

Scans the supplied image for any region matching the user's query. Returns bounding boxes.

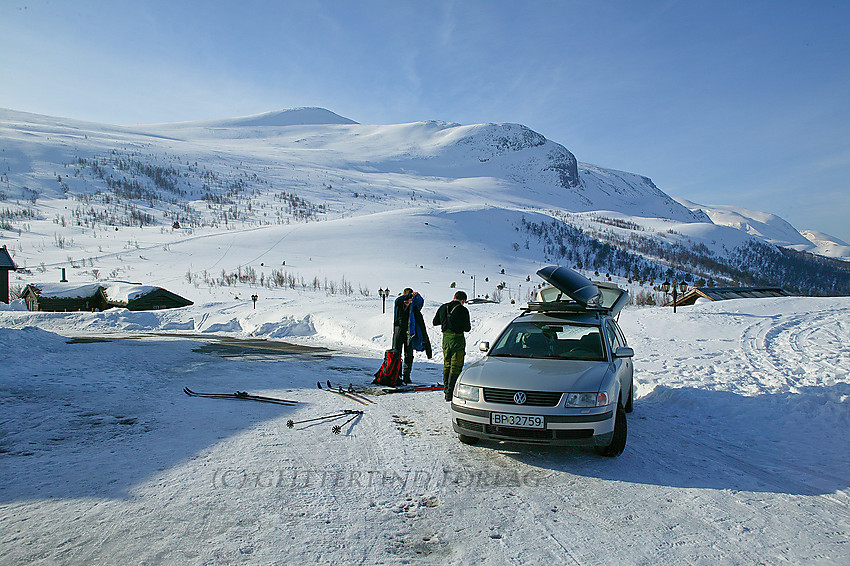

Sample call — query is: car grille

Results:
[482,388,562,406]
[553,429,593,440]
[457,419,593,441]
[456,419,485,433]
[486,425,552,440]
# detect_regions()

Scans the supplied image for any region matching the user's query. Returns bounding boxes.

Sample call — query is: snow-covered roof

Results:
[29,282,105,299]
[673,286,793,307]
[27,281,157,302]
[102,282,158,304]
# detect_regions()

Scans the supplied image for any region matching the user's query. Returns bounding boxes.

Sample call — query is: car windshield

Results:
[488,321,606,361]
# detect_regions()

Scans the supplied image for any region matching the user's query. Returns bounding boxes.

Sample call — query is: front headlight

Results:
[565,392,609,407]
[455,383,480,402]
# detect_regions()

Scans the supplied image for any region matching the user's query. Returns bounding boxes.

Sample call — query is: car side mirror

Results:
[614,347,634,358]
[479,341,490,352]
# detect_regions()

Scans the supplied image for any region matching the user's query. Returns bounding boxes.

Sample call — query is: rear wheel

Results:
[458,434,480,445]
[594,405,627,457]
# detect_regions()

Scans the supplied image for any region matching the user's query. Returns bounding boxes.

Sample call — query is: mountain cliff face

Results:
[451,122,579,188]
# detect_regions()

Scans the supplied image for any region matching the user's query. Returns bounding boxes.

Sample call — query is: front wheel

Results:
[458,434,479,445]
[624,379,634,413]
[594,405,627,457]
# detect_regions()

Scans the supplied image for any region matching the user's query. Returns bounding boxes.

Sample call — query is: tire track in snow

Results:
[741,307,850,392]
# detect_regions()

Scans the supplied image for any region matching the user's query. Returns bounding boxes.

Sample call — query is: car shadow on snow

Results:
[0,332,371,504]
[497,384,850,496]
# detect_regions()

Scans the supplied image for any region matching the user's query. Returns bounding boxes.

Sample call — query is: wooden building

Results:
[0,245,15,304]
[117,286,193,311]
[671,286,793,307]
[22,281,193,312]
[22,283,111,312]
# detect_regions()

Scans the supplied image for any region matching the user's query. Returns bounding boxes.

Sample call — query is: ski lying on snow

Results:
[324,381,377,404]
[184,387,297,405]
[317,381,372,405]
[381,383,444,394]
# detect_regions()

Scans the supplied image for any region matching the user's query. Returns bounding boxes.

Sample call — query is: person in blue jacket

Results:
[393,288,432,383]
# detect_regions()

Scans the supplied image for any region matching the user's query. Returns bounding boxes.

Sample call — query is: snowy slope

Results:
[0,107,723,222]
[2,105,842,271]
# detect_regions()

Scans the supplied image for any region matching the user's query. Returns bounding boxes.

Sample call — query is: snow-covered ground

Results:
[1,294,848,565]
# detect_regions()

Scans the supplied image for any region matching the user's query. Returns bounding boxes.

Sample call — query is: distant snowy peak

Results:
[677,199,850,259]
[800,230,850,260]
[452,123,579,188]
[801,230,849,248]
[148,107,358,129]
[678,199,809,245]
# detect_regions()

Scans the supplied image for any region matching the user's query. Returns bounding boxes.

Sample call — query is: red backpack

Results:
[373,349,402,387]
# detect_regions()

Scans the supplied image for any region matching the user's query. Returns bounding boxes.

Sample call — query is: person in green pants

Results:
[432,291,471,401]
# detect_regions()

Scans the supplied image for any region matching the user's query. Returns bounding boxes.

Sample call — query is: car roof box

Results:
[533,266,629,315]
[536,266,601,307]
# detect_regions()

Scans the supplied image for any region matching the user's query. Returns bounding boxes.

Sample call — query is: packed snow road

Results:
[1,297,848,565]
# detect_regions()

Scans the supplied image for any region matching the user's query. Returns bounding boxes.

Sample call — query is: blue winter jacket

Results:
[407,294,432,357]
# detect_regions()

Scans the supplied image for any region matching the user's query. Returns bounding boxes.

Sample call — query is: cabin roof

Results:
[0,246,16,270]
[673,286,793,306]
[24,281,180,303]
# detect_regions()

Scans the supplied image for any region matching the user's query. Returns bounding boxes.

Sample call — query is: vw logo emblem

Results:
[513,391,527,405]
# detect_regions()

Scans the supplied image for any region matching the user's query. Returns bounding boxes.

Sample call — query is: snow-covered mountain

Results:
[0,106,847,303]
[678,198,850,259]
[799,230,850,259]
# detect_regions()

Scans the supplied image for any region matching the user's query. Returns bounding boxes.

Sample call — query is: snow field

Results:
[1,295,849,564]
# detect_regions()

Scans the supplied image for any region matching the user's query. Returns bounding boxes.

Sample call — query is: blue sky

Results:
[2,0,849,242]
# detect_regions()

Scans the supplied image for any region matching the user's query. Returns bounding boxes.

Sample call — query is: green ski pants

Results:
[442,331,466,379]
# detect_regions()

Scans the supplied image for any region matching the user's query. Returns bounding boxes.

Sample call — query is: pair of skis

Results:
[381,383,444,394]
[317,381,375,405]
[183,387,296,405]
[184,381,438,408]
[286,409,364,435]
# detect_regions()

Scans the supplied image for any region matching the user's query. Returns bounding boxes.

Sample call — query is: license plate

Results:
[490,412,545,429]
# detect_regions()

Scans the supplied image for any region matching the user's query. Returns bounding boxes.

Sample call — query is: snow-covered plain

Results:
[1,107,849,564]
[1,291,849,564]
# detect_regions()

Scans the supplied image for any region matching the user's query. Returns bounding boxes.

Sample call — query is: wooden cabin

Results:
[113,285,194,311]
[22,283,111,312]
[22,281,193,312]
[671,286,793,307]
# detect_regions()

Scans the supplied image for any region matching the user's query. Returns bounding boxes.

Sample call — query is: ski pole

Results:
[332,412,362,435]
[286,409,363,429]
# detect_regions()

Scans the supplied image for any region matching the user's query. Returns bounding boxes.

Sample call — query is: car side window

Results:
[606,321,624,352]
[611,321,628,347]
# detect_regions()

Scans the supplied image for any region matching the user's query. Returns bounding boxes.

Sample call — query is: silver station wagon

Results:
[451,266,635,456]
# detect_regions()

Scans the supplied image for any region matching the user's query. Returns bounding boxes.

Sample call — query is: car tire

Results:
[624,380,634,413]
[594,405,627,457]
[458,434,480,445]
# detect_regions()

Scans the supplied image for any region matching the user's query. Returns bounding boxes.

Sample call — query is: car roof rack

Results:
[522,300,607,314]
